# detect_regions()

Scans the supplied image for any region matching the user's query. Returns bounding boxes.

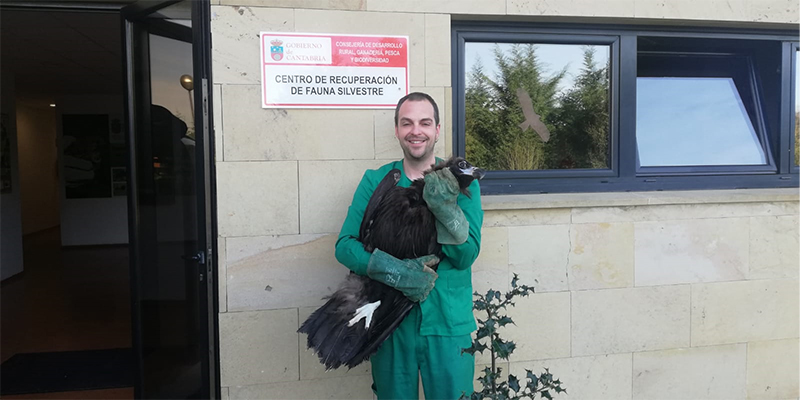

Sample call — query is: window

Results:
[453,24,799,194]
[465,42,612,171]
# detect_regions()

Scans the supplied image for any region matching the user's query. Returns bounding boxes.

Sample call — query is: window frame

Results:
[456,33,620,179]
[789,42,799,174]
[452,22,800,195]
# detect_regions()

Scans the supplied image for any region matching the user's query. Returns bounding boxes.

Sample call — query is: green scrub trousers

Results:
[371,306,475,400]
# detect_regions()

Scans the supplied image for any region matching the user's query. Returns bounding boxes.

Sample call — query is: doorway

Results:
[0,1,218,398]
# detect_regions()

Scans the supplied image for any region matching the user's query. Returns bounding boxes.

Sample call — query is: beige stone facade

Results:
[211,1,799,398]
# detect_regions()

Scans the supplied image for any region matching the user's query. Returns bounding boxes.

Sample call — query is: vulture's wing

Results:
[359,169,400,248]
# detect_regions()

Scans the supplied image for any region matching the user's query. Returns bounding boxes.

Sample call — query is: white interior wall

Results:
[16,102,59,235]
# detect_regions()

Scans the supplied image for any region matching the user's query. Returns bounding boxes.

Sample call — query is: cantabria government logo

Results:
[270,39,284,61]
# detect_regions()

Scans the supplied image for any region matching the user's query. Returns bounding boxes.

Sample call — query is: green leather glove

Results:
[366,249,439,303]
[423,168,469,245]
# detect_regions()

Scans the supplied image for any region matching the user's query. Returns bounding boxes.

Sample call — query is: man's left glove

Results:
[423,168,469,245]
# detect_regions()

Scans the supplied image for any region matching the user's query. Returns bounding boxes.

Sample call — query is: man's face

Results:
[394,100,440,162]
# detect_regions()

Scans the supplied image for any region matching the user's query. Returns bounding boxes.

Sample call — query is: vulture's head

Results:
[427,157,485,196]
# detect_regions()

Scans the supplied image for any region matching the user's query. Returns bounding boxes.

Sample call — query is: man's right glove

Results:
[366,249,439,302]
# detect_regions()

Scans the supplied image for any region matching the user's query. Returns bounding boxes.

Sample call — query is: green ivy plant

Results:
[460,274,567,400]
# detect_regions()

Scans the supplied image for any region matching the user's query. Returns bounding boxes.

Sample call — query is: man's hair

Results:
[394,92,439,127]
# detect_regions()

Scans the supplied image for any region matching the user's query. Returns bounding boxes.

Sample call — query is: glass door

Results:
[123,1,217,398]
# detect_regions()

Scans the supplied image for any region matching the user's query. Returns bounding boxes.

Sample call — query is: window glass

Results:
[464,43,611,170]
[636,77,766,166]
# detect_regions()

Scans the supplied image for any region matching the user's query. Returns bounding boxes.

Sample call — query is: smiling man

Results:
[334,92,484,399]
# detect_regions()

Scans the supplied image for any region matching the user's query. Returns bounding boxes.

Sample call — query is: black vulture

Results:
[298,157,485,370]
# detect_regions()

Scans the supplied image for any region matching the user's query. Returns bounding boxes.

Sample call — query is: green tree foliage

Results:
[466,45,610,170]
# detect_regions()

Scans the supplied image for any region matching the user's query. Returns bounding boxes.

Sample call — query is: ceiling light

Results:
[180,74,193,91]
[49,104,56,107]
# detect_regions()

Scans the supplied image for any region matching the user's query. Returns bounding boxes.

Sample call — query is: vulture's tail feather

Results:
[298,274,374,370]
[344,290,414,368]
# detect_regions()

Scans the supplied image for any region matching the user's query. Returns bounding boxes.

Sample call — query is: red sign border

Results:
[260,32,409,109]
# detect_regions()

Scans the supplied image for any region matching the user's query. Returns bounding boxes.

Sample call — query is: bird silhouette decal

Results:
[516,87,551,142]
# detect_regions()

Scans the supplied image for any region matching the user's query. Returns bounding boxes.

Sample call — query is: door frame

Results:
[122,0,220,398]
[0,1,220,398]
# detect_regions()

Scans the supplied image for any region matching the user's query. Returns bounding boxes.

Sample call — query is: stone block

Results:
[572,286,690,356]
[211,6,294,85]
[633,344,747,400]
[229,374,375,399]
[366,0,506,14]
[504,292,571,361]
[634,0,749,21]
[507,224,570,293]
[219,309,299,386]
[569,222,634,290]
[294,9,426,87]
[749,0,799,23]
[634,218,749,286]
[216,161,299,237]
[691,279,799,346]
[508,0,635,17]
[746,338,800,400]
[571,202,798,224]
[226,234,350,310]
[750,215,799,280]
[299,160,388,234]
[472,226,510,297]
[484,208,571,227]
[374,110,402,160]
[219,0,366,10]
[219,237,228,312]
[508,353,633,400]
[221,386,229,400]
[297,306,372,380]
[425,14,451,87]
[222,85,374,161]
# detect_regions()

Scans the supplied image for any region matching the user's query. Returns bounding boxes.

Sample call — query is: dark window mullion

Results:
[452,31,467,158]
[618,34,637,179]
[786,42,799,174]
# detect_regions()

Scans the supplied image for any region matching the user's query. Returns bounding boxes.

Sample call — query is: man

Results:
[335,92,483,399]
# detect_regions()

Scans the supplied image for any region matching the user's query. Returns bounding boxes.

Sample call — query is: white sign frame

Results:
[260,32,410,109]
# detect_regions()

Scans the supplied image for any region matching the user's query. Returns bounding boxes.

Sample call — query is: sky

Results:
[464,42,610,94]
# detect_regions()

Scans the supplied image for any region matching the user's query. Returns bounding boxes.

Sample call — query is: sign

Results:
[260,32,409,109]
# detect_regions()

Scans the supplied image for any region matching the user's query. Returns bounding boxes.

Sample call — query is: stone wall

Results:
[211,1,799,398]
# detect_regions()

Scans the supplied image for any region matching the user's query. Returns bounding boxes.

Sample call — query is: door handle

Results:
[182,252,206,264]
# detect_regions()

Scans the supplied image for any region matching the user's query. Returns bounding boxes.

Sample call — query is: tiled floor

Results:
[0,227,133,399]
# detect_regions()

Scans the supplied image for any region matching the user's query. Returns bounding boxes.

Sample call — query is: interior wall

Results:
[0,73,24,280]
[58,95,128,246]
[16,102,59,235]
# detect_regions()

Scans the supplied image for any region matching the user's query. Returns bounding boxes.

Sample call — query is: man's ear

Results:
[435,124,441,142]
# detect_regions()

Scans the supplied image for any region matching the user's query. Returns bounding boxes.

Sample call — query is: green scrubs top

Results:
[334,159,483,337]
